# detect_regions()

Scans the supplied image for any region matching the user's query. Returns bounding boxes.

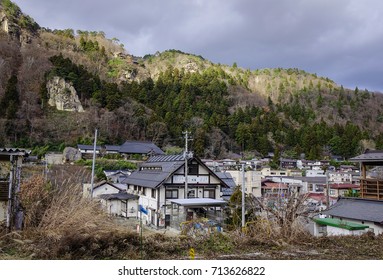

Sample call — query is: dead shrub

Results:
[19,175,52,229]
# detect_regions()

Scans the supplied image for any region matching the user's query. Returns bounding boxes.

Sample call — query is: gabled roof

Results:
[93,181,126,192]
[215,172,236,197]
[324,197,383,224]
[105,145,121,152]
[77,144,102,150]
[349,149,383,163]
[0,148,30,156]
[122,154,229,189]
[122,154,185,188]
[98,192,138,201]
[119,140,164,155]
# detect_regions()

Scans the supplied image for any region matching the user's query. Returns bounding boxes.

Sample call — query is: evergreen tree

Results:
[0,75,19,119]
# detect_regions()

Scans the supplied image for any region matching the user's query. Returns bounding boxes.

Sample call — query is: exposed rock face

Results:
[62,147,82,162]
[46,76,84,112]
[0,10,34,46]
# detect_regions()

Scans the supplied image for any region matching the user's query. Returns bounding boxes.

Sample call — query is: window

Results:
[203,189,215,199]
[188,189,196,198]
[151,189,156,199]
[166,189,178,199]
[142,188,146,196]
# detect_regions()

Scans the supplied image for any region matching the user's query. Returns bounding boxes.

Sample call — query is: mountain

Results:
[1,1,383,160]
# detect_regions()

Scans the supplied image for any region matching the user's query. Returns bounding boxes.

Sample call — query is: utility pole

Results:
[241,163,246,230]
[183,131,192,199]
[326,170,330,209]
[90,128,98,199]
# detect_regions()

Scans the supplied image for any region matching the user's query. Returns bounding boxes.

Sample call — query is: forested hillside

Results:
[1,1,383,160]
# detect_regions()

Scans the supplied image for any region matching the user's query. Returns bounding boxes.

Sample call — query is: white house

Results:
[122,154,230,229]
[103,170,131,183]
[320,197,383,235]
[225,170,262,197]
[83,181,138,218]
[313,217,369,236]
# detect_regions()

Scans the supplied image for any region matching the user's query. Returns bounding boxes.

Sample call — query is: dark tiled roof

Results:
[324,197,383,223]
[147,154,184,162]
[123,154,230,190]
[119,141,164,155]
[93,181,125,191]
[98,192,138,200]
[122,160,184,188]
[105,145,121,152]
[215,172,236,197]
[77,144,102,150]
[349,149,383,162]
[0,148,30,156]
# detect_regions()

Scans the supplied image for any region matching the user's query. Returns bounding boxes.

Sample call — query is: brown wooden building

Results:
[350,150,383,200]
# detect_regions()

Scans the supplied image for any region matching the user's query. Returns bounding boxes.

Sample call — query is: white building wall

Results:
[93,184,120,197]
[226,170,262,197]
[0,201,6,222]
[339,218,383,235]
[306,170,325,177]
[327,226,366,236]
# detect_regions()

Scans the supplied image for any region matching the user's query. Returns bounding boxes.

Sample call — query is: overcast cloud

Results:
[11,0,383,92]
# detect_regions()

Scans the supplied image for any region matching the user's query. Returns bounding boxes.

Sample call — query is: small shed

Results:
[313,217,369,236]
[98,192,138,218]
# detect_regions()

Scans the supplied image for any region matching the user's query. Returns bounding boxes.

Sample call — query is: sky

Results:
[11,0,383,92]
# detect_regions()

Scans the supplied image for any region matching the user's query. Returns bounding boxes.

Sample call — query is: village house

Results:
[77,140,164,159]
[122,154,231,229]
[103,170,131,183]
[261,167,288,177]
[315,197,383,236]
[279,158,298,169]
[83,180,139,218]
[328,183,359,198]
[349,149,383,200]
[327,171,353,184]
[225,169,262,197]
[77,144,102,159]
[311,150,383,236]
[118,140,165,158]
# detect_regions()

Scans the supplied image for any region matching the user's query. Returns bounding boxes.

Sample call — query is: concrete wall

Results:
[0,201,6,223]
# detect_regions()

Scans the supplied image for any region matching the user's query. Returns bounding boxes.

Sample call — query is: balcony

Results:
[360,179,383,200]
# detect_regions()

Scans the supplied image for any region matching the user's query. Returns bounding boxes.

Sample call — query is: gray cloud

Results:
[12,0,383,92]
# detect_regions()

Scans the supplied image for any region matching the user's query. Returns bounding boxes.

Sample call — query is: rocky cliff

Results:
[46,76,84,112]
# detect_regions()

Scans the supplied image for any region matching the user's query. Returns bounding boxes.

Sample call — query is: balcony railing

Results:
[360,179,383,200]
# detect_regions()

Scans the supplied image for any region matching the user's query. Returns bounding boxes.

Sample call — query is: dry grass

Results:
[2,169,383,260]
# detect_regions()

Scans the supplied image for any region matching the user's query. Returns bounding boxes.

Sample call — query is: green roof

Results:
[314,218,369,231]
